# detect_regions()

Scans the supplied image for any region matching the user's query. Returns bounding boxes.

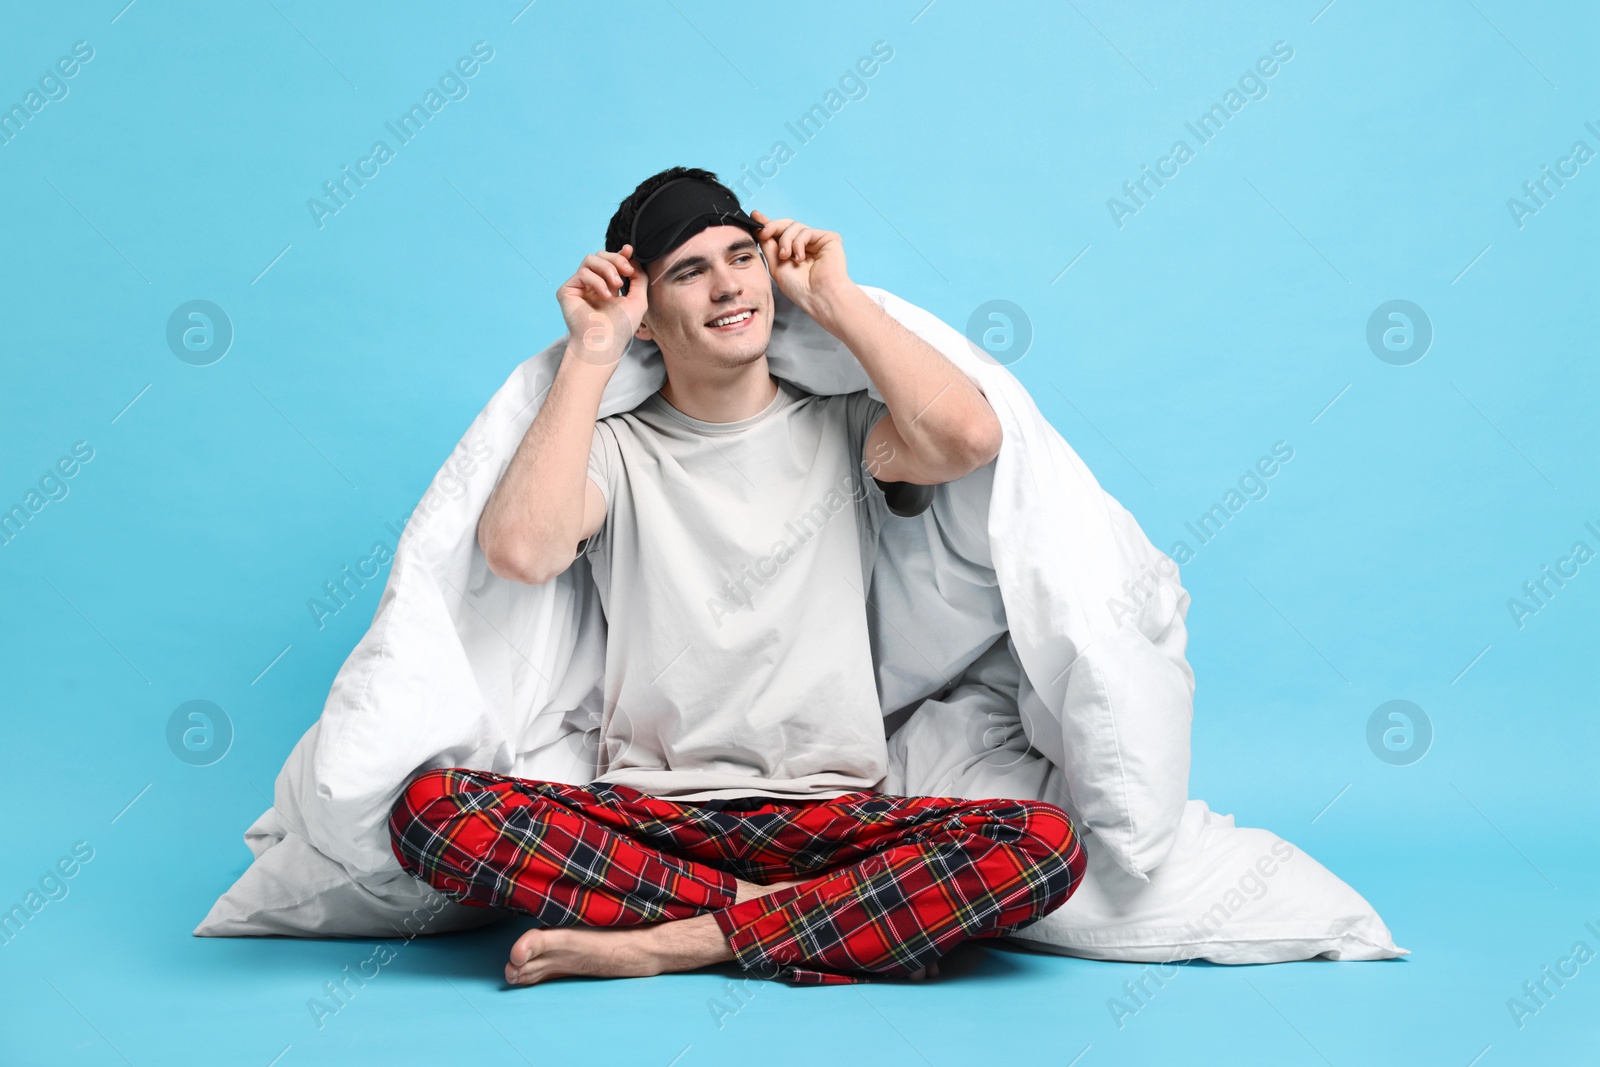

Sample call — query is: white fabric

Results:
[883,634,1407,964]
[193,805,511,938]
[1004,800,1409,965]
[581,378,893,801]
[198,283,1209,937]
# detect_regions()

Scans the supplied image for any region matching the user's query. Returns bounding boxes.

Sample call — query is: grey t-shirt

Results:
[582,377,894,801]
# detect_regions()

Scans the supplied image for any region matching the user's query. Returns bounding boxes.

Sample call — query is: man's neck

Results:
[657,356,780,424]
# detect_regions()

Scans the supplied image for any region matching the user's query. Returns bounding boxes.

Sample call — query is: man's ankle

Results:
[646,912,737,972]
[733,877,805,905]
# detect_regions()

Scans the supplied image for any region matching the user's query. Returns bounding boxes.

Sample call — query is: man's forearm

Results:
[478,343,612,581]
[811,284,1000,468]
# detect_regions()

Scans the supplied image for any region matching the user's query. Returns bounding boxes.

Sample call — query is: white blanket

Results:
[258,283,1198,918]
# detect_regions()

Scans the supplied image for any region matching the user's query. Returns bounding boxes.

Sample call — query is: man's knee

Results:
[391,767,460,820]
[1015,799,1079,854]
[1020,800,1086,908]
[388,769,569,864]
[388,768,477,869]
[972,798,1086,903]
[959,796,1074,845]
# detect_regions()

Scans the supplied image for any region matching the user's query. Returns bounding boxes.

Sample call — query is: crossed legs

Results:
[388,768,1085,986]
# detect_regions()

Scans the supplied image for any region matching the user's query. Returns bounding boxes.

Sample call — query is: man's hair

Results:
[604,165,732,257]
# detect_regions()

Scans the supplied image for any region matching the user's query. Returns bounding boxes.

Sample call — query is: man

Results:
[388,166,1085,987]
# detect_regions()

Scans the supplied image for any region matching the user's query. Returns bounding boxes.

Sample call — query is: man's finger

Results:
[599,248,637,274]
[782,226,810,262]
[762,216,796,243]
[583,255,623,290]
[624,255,649,304]
[806,229,838,263]
[595,252,630,279]
[757,228,782,268]
[803,229,840,265]
[576,266,611,300]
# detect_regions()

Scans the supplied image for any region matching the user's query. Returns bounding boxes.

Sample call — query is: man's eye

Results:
[677,255,751,281]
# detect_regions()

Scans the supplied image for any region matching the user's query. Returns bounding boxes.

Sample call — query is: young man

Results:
[388,167,1086,987]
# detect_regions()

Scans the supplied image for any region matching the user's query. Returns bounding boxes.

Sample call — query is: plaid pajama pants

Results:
[388,768,1086,986]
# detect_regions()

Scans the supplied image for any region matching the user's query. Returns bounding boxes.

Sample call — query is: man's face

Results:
[635,224,773,370]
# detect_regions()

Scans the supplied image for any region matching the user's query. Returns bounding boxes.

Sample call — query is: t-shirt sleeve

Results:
[581,422,617,560]
[845,389,892,484]
[843,390,893,542]
[587,423,613,508]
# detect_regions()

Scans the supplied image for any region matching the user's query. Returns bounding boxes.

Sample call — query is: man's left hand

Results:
[750,209,855,324]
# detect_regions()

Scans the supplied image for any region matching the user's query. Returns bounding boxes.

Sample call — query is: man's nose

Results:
[708,260,743,298]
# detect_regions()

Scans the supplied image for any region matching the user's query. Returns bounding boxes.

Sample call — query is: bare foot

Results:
[505,926,665,986]
[502,879,818,987]
[506,908,746,987]
[908,961,943,981]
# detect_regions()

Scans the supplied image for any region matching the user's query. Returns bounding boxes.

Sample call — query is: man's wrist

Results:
[807,280,873,339]
[561,338,625,378]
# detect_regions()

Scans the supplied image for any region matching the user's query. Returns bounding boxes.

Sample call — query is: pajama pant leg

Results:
[705,791,1085,985]
[387,768,1086,986]
[387,768,740,926]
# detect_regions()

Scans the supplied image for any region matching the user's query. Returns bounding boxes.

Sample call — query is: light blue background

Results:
[2,0,1595,1063]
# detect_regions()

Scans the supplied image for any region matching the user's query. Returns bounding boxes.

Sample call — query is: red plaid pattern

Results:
[389,768,1085,985]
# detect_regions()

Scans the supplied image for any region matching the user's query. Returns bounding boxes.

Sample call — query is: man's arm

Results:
[478,242,646,584]
[477,349,611,584]
[818,285,1002,485]
[747,209,1001,485]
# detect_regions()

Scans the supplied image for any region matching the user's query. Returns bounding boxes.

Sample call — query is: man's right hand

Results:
[557,243,649,367]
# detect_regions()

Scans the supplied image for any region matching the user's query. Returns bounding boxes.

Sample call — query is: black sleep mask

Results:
[611,177,764,293]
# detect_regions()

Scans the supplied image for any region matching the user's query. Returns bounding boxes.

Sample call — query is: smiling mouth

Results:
[706,309,756,332]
